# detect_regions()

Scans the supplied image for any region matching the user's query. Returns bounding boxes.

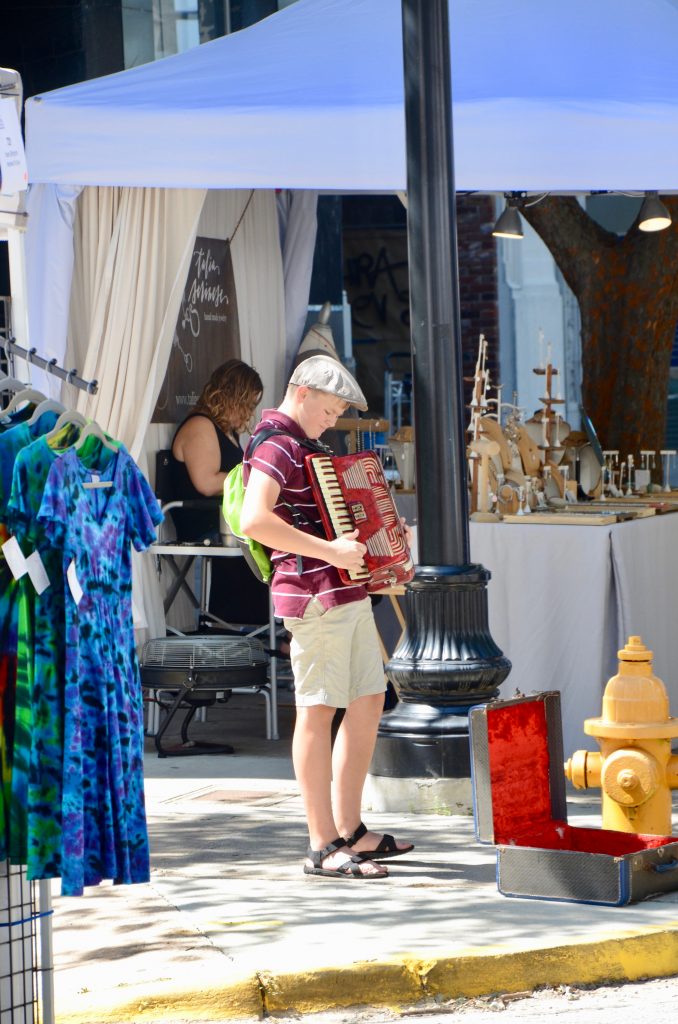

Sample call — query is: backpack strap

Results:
[246,427,331,460]
[245,427,331,575]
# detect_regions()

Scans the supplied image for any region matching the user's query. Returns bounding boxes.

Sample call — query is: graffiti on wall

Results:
[343,229,410,346]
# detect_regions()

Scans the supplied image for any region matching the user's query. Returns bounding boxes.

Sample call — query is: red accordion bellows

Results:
[304,450,415,592]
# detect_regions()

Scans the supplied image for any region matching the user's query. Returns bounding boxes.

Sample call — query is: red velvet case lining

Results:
[486,699,673,855]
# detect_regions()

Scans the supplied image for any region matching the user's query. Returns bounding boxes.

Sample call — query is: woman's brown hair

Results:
[195,359,263,434]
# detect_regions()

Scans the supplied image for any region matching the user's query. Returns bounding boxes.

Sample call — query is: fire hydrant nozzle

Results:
[564,749,602,790]
[564,635,678,834]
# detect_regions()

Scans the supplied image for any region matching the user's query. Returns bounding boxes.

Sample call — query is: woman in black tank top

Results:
[169,411,245,543]
[168,360,269,624]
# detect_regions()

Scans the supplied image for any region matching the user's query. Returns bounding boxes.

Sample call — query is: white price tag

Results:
[83,472,113,489]
[0,98,28,195]
[2,536,28,579]
[26,551,50,595]
[67,559,83,605]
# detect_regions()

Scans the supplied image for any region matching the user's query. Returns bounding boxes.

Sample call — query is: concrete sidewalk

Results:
[50,693,678,1023]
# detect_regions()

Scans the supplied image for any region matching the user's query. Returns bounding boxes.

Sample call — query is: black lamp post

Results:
[371,0,510,782]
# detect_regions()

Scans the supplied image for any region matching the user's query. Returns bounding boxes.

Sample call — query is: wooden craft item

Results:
[497,481,520,515]
[525,414,571,466]
[334,417,390,434]
[469,436,500,520]
[578,444,603,496]
[583,503,656,519]
[505,466,527,488]
[503,507,655,524]
[503,512,629,525]
[545,460,565,498]
[514,425,542,476]
[478,416,512,471]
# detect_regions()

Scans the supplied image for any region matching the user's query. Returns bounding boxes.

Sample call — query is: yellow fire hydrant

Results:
[564,636,678,835]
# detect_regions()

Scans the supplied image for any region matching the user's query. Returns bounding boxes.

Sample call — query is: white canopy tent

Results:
[25,0,678,194]
[21,0,678,386]
[22,0,678,398]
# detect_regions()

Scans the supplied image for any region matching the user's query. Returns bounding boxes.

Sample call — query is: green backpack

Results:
[222,428,329,584]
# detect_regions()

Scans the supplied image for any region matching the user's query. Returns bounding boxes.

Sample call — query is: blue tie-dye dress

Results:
[7,430,82,877]
[38,444,162,896]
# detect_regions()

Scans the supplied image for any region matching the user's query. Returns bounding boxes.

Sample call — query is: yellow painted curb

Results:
[424,927,678,999]
[262,959,423,1014]
[55,926,678,1022]
[56,976,264,1023]
[261,927,678,1015]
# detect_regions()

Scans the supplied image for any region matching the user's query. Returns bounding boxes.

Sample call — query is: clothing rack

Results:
[2,336,98,395]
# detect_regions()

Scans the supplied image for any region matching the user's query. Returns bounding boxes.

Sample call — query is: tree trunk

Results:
[520,197,678,457]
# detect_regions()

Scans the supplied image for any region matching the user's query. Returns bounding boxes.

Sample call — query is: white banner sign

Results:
[0,97,28,195]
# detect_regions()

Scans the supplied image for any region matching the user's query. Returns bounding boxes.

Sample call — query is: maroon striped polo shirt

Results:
[243,409,367,618]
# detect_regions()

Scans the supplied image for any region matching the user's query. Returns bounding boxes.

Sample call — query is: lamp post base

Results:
[368,703,475,813]
[364,771,472,815]
[371,702,474,778]
[372,565,511,790]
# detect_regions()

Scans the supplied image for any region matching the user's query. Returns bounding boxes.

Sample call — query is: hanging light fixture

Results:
[638,191,672,232]
[492,195,524,239]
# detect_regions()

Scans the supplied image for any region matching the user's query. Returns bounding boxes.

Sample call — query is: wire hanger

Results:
[26,398,67,426]
[2,387,48,416]
[73,420,119,454]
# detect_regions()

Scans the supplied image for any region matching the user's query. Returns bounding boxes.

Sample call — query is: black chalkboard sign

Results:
[152,237,240,423]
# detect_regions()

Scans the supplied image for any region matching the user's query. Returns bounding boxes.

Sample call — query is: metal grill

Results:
[140,635,271,757]
[141,635,268,671]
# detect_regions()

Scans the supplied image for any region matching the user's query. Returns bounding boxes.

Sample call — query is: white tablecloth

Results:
[469,517,678,756]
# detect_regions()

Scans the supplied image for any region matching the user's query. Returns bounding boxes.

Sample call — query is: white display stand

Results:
[405,517,678,758]
[469,516,678,756]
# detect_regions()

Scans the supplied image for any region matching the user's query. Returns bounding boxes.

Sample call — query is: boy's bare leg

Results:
[293,704,385,874]
[332,693,412,856]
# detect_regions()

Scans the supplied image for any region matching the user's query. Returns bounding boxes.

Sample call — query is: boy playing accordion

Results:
[241,355,414,879]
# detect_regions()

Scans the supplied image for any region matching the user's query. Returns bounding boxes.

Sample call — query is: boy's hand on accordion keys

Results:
[326,528,367,572]
[400,517,413,549]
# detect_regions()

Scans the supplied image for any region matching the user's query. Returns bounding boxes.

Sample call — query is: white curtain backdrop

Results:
[196,189,287,410]
[64,185,207,637]
[276,189,318,377]
[63,185,285,638]
[24,183,83,397]
[65,186,207,452]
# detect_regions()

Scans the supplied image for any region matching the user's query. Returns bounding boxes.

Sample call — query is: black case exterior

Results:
[470,692,678,906]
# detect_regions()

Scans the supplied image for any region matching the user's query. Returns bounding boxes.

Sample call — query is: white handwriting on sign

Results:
[194,247,218,279]
[181,247,230,338]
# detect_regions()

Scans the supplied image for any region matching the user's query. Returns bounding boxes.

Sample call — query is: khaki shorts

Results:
[283,597,386,708]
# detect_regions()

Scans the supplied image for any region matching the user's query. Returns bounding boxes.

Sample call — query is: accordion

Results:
[304,450,415,592]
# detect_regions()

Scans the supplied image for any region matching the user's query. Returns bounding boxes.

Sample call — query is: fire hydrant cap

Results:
[618,635,653,662]
[585,634,678,737]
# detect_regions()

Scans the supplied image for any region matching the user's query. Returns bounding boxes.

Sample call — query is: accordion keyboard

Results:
[307,455,369,582]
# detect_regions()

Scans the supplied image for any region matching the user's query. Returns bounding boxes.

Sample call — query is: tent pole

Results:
[371,0,510,796]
